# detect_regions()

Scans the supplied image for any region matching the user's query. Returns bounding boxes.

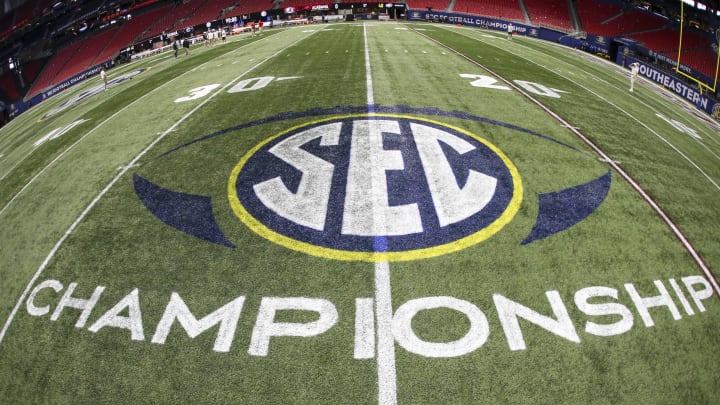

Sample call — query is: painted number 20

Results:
[461,74,568,98]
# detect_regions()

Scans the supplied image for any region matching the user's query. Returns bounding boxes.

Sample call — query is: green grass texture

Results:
[0,22,718,403]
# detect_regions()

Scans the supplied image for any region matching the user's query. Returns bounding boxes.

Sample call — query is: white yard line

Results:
[0,57,178,182]
[0,30,320,344]
[374,261,397,405]
[691,136,720,161]
[364,23,398,405]
[420,27,720,297]
[0,149,35,182]
[453,27,720,192]
[0,33,283,218]
[365,26,375,108]
[459,25,720,143]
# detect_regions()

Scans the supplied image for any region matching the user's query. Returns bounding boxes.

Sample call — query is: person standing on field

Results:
[629,62,640,92]
[183,37,190,56]
[100,67,108,90]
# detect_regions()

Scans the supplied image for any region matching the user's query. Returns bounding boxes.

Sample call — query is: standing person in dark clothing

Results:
[183,37,190,56]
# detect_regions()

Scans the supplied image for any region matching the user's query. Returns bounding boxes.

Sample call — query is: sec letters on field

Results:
[141,107,609,263]
[230,116,520,261]
[26,275,714,357]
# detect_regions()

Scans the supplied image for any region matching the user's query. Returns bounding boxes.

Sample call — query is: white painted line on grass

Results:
[463,28,720,190]
[365,25,376,108]
[364,22,397,405]
[0,33,283,218]
[0,29,322,344]
[419,27,720,298]
[375,261,397,405]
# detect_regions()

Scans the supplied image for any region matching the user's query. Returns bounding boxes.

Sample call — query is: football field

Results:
[0,22,719,403]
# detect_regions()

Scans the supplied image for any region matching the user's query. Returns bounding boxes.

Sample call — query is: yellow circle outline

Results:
[228,114,523,262]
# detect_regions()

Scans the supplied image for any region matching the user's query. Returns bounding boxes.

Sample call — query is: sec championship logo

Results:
[228,114,522,262]
[134,105,610,262]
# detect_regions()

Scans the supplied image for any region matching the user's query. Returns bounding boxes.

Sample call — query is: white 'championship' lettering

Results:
[25,276,715,356]
[50,282,105,328]
[574,286,634,337]
[151,292,245,352]
[392,296,489,357]
[88,288,144,341]
[494,291,581,351]
[248,297,339,356]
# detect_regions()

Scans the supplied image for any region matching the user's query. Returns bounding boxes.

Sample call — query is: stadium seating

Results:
[524,0,572,32]
[26,40,84,98]
[228,0,274,18]
[575,0,623,35]
[451,0,525,22]
[11,0,40,26]
[9,0,720,103]
[182,0,238,30]
[626,25,715,78]
[628,29,680,52]
[0,13,14,34]
[91,6,172,65]
[20,58,46,90]
[140,0,205,39]
[635,30,718,79]
[576,1,667,36]
[0,72,20,103]
[53,28,119,84]
[675,48,719,79]
[405,0,451,12]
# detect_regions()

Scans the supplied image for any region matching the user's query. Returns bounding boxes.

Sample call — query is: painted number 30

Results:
[175,77,300,103]
[174,84,221,103]
[461,74,568,98]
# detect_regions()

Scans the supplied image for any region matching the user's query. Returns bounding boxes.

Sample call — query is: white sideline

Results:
[0,29,322,344]
[455,26,720,192]
[422,26,720,297]
[0,56,177,183]
[0,32,278,218]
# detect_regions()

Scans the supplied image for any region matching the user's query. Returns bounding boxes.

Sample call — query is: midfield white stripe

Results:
[374,261,397,405]
[365,24,375,107]
[0,30,322,344]
[364,22,398,405]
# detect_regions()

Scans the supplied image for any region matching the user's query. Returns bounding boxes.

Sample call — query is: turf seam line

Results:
[0,28,323,345]
[413,26,720,298]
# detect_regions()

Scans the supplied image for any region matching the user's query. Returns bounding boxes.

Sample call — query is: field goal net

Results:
[675,0,720,94]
